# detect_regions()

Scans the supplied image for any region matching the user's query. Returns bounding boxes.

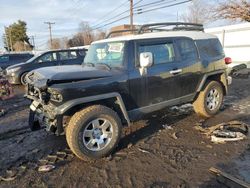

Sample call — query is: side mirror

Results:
[140,52,153,68]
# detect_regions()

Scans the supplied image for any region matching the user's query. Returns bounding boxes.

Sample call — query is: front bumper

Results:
[6,74,20,84]
[29,100,64,135]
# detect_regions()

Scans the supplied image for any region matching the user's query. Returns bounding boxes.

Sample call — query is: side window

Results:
[0,55,9,63]
[59,52,68,60]
[68,51,77,59]
[38,52,57,63]
[176,39,198,61]
[79,50,86,57]
[196,39,225,61]
[59,51,78,60]
[138,42,175,65]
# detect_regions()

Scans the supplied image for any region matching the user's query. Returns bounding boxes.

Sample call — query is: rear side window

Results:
[0,55,9,63]
[59,51,78,60]
[78,50,86,56]
[138,42,175,65]
[196,39,225,61]
[176,39,198,61]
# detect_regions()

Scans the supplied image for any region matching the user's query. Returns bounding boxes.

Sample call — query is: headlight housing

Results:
[48,88,63,102]
[6,67,21,74]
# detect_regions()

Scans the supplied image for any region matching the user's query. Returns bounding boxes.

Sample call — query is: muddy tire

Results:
[193,81,224,118]
[20,73,28,85]
[66,105,122,161]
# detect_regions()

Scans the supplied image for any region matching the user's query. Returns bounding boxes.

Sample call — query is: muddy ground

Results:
[0,77,250,188]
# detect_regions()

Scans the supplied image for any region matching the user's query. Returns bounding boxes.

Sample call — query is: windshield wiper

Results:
[96,63,111,70]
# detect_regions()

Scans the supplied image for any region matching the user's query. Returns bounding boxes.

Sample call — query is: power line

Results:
[93,15,130,30]
[92,0,191,31]
[92,0,180,30]
[91,0,129,28]
[134,0,144,6]
[137,0,191,14]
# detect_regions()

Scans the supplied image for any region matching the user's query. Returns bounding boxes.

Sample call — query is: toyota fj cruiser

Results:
[25,22,232,161]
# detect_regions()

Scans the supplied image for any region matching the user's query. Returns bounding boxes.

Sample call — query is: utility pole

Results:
[30,36,35,50]
[5,27,13,51]
[3,28,9,51]
[130,0,133,32]
[44,22,55,48]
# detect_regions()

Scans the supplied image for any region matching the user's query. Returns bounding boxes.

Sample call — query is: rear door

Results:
[174,38,203,97]
[58,50,80,65]
[137,37,202,106]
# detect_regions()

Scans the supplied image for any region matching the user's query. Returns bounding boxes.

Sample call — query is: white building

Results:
[206,23,250,68]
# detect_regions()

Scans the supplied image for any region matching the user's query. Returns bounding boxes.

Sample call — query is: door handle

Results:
[170,69,182,74]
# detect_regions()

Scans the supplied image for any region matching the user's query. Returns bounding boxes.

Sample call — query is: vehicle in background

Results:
[0,53,34,70]
[206,23,250,69]
[5,48,87,85]
[26,22,232,161]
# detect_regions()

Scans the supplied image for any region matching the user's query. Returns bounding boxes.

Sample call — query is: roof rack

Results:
[105,22,204,38]
[138,22,204,34]
[106,29,138,38]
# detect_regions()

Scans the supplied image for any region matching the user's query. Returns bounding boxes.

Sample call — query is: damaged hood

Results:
[27,65,112,88]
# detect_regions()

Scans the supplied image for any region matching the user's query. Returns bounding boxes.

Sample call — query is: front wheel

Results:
[20,73,28,85]
[193,81,224,118]
[66,105,122,161]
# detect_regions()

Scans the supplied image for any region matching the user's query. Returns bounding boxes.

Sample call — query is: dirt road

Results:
[0,78,249,187]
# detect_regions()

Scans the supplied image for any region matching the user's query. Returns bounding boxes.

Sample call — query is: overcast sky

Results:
[0,0,225,50]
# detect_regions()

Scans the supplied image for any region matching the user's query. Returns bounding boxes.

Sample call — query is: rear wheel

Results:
[193,81,224,118]
[66,105,122,161]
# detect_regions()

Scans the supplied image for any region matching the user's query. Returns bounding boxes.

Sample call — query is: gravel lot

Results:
[0,77,250,187]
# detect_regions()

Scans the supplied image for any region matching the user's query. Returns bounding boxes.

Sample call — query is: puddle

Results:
[234,151,250,183]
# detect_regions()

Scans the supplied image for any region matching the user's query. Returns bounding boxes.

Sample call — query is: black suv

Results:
[26,23,232,161]
[5,48,87,85]
[0,53,34,70]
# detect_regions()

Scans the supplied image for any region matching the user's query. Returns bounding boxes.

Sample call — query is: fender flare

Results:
[56,92,131,126]
[196,70,228,93]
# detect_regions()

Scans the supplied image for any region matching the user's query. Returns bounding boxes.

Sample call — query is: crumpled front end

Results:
[26,73,64,135]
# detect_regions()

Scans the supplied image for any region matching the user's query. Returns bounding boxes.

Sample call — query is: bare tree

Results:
[13,41,32,51]
[49,38,61,49]
[94,30,106,41]
[181,0,212,24]
[67,33,85,47]
[79,21,94,45]
[214,0,250,22]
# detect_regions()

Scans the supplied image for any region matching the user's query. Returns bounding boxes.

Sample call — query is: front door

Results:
[35,52,58,68]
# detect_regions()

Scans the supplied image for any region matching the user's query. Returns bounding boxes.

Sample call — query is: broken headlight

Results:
[48,88,63,102]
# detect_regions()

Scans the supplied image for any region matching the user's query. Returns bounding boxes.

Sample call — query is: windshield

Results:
[83,41,125,67]
[26,53,43,63]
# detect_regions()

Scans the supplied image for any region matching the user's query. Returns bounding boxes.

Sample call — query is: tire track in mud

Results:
[0,126,30,141]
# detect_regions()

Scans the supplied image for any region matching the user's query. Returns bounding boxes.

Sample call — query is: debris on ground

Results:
[0,176,16,182]
[38,165,55,172]
[0,78,14,100]
[162,124,173,130]
[0,109,6,117]
[209,167,250,188]
[230,65,250,79]
[138,148,150,154]
[169,103,193,116]
[195,121,249,144]
[172,132,178,140]
[127,143,133,148]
